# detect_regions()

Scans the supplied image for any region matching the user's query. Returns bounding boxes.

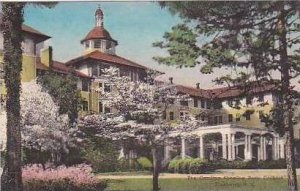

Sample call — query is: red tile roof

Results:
[0,13,50,43]
[21,24,51,42]
[36,59,91,79]
[81,26,117,44]
[66,50,148,70]
[176,85,211,98]
[171,81,276,100]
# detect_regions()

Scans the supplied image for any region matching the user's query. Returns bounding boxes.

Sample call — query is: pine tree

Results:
[154,2,300,191]
[1,3,56,190]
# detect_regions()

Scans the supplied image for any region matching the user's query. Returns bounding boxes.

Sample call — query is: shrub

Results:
[117,158,140,171]
[22,164,107,191]
[168,158,215,174]
[167,158,286,174]
[189,158,211,173]
[212,159,286,169]
[168,159,180,173]
[83,138,119,173]
[137,157,152,170]
[257,159,286,169]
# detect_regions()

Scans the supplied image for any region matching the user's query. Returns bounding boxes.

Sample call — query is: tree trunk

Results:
[1,3,25,191]
[278,4,298,191]
[152,146,162,191]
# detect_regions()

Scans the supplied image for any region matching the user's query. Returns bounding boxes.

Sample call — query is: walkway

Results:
[97,169,300,179]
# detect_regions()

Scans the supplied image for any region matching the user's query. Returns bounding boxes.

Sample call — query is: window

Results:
[201,116,205,121]
[169,98,175,104]
[219,115,223,124]
[106,41,111,49]
[246,96,253,105]
[207,101,211,109]
[194,98,198,107]
[169,112,174,120]
[236,113,241,122]
[259,111,264,119]
[214,116,218,124]
[82,101,88,111]
[85,41,90,48]
[245,112,251,120]
[208,116,212,125]
[104,83,111,93]
[227,100,233,107]
[99,102,103,113]
[94,40,101,48]
[104,106,111,114]
[179,111,188,120]
[213,101,222,109]
[180,100,189,107]
[162,111,167,119]
[99,64,109,76]
[228,114,233,122]
[82,80,89,92]
[258,95,264,102]
[201,100,205,108]
[92,65,98,76]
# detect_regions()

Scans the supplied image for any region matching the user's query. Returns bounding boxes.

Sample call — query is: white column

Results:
[118,144,125,159]
[258,146,261,161]
[244,134,252,161]
[272,136,279,160]
[199,136,204,159]
[279,139,285,159]
[227,134,232,161]
[244,135,247,160]
[222,134,227,160]
[259,136,263,161]
[248,135,253,160]
[262,136,267,160]
[231,133,236,160]
[181,137,186,159]
[164,142,171,162]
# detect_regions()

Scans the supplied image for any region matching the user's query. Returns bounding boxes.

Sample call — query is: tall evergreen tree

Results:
[154,2,300,191]
[1,3,25,191]
[1,3,56,190]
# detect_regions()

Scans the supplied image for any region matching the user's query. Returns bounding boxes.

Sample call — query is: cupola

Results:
[81,7,118,55]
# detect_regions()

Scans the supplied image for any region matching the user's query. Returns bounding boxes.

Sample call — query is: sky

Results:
[23,2,225,89]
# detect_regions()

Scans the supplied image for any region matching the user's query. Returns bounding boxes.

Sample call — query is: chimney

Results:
[196,83,200,89]
[169,77,173,84]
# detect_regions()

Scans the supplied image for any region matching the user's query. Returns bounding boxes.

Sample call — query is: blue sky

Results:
[24,2,221,88]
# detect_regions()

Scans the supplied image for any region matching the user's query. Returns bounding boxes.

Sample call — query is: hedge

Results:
[168,158,216,174]
[168,158,287,174]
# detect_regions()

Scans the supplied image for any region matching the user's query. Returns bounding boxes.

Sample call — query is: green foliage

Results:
[37,71,82,125]
[117,158,141,172]
[153,24,200,68]
[22,148,51,167]
[83,138,119,173]
[137,157,152,170]
[168,158,214,174]
[168,158,287,174]
[23,179,107,191]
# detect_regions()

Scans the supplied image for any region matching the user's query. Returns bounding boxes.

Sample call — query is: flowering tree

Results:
[79,67,201,191]
[20,81,77,163]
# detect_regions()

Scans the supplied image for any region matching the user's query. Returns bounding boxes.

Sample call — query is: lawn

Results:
[106,178,290,191]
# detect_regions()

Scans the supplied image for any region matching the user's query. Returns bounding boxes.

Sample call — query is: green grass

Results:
[106,178,291,191]
[97,171,152,176]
